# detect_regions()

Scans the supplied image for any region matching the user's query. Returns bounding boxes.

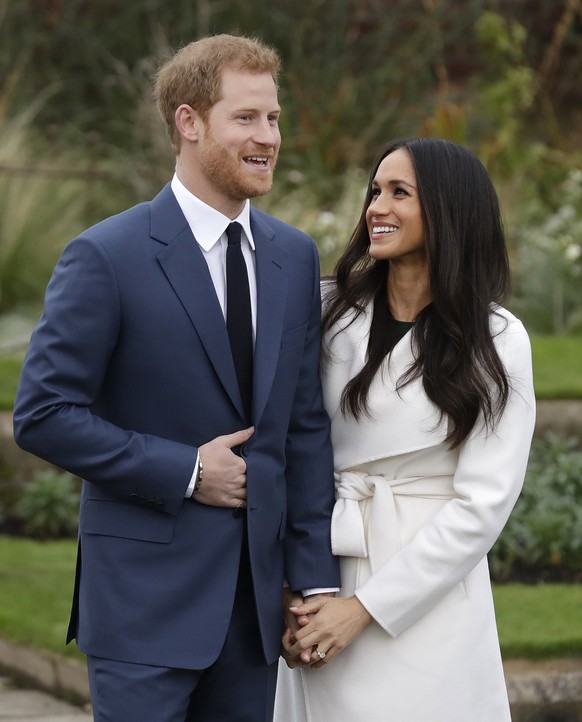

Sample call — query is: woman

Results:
[274,137,535,722]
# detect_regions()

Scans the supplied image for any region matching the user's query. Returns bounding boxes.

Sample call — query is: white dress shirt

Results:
[171,174,257,339]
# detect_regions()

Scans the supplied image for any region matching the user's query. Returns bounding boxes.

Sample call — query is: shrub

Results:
[14,470,80,539]
[490,434,582,582]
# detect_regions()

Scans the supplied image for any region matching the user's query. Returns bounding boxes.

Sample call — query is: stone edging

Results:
[0,636,89,705]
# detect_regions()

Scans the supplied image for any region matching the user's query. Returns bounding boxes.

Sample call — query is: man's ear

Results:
[175,104,201,143]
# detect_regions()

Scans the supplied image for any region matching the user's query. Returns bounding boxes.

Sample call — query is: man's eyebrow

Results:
[234,105,281,113]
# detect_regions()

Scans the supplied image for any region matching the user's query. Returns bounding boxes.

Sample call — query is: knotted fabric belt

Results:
[331,470,455,572]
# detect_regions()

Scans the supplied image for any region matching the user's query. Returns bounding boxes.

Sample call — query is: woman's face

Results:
[365,148,425,264]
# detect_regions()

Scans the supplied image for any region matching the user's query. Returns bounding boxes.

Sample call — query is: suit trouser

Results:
[87,523,279,722]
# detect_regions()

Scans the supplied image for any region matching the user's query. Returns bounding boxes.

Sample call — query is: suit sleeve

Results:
[282,240,341,591]
[13,235,197,515]
[355,317,536,636]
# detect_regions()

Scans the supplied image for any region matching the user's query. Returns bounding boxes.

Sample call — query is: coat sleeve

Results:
[282,241,341,591]
[355,315,536,636]
[13,235,197,515]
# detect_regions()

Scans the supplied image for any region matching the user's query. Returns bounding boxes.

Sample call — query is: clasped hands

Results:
[281,588,372,669]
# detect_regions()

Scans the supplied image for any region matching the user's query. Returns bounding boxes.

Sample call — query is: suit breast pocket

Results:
[280,322,307,349]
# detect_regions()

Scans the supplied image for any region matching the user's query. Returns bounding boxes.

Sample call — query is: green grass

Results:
[0,537,581,662]
[494,583,582,659]
[0,536,82,661]
[530,335,582,399]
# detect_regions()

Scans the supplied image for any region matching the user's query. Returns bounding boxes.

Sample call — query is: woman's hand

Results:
[287,595,373,668]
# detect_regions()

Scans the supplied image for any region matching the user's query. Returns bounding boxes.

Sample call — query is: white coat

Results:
[275,303,535,722]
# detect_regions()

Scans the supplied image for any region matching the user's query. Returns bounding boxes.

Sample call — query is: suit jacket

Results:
[13,183,340,668]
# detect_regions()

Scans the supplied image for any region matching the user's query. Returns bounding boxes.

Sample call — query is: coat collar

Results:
[323,303,449,470]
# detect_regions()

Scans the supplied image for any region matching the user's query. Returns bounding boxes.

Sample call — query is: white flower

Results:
[565,243,582,262]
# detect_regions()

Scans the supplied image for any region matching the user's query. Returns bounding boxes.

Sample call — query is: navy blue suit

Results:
[13,184,340,717]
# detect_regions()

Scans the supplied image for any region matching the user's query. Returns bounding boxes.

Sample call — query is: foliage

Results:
[257,165,367,274]
[510,169,582,334]
[470,11,538,174]
[0,3,581,334]
[490,435,582,583]
[0,355,23,410]
[0,94,88,313]
[3,2,579,200]
[14,470,80,539]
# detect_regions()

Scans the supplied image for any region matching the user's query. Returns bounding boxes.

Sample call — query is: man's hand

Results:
[193,427,254,507]
[281,589,306,669]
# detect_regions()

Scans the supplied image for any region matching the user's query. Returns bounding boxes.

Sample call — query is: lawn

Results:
[494,583,582,659]
[530,335,582,399]
[0,537,581,662]
[0,536,82,661]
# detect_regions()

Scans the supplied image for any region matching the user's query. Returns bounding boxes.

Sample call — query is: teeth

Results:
[246,156,268,162]
[373,226,397,234]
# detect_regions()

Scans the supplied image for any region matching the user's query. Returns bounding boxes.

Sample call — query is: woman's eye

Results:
[370,188,381,197]
[394,187,409,197]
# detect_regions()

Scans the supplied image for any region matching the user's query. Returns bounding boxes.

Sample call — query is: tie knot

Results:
[226,222,243,246]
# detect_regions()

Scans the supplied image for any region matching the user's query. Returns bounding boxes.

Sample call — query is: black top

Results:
[387,312,414,352]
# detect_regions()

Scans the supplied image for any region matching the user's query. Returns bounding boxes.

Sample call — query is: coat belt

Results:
[331,470,455,572]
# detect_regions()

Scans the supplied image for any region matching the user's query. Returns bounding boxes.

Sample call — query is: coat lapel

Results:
[151,185,245,417]
[252,212,288,426]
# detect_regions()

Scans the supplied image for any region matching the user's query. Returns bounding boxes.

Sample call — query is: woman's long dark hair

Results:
[322,137,510,447]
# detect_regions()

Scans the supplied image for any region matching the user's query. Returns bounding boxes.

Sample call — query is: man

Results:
[13,34,340,722]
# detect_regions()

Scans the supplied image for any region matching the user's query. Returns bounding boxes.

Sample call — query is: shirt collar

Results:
[171,174,254,251]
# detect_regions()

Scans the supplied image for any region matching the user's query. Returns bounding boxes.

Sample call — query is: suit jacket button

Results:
[233,507,244,519]
[240,444,248,457]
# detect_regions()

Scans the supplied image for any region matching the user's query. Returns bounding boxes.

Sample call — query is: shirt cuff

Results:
[302,587,340,597]
[185,455,199,498]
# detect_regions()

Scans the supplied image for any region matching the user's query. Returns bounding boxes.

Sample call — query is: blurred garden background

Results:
[0,0,581,667]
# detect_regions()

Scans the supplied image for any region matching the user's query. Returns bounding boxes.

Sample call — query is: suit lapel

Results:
[150,187,290,423]
[252,212,288,426]
[151,186,245,417]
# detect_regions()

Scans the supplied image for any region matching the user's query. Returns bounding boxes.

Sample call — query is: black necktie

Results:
[226,222,253,421]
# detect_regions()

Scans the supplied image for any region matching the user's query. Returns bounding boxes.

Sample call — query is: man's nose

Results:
[252,119,280,146]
